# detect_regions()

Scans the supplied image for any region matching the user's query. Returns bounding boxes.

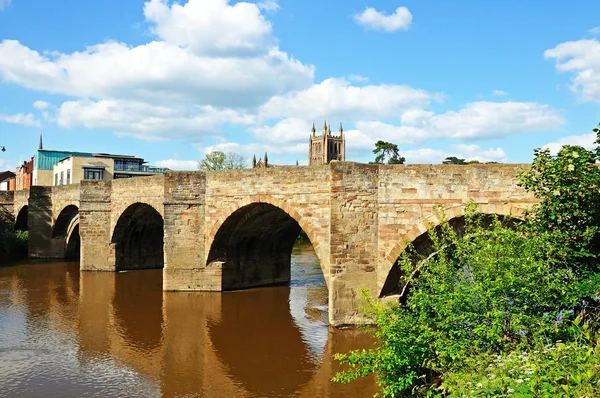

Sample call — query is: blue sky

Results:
[0,0,599,170]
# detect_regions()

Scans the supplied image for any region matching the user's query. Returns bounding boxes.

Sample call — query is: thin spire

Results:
[264,152,268,166]
[311,122,316,136]
[323,120,327,133]
[339,122,343,134]
[38,132,43,150]
[252,154,257,168]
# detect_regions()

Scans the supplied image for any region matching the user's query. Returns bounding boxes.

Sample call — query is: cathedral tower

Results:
[308,121,345,166]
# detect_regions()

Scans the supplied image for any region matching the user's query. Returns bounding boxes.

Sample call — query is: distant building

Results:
[15,157,34,190]
[309,121,345,166]
[0,171,16,191]
[33,150,94,186]
[251,121,346,169]
[52,153,169,186]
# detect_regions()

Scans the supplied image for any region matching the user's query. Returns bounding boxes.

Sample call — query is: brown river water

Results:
[0,242,378,398]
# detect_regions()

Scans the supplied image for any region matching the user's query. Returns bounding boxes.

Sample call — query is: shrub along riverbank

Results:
[0,213,28,263]
[334,123,600,397]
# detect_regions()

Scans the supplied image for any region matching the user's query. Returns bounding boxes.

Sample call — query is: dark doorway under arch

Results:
[15,205,28,231]
[207,203,305,290]
[112,203,164,271]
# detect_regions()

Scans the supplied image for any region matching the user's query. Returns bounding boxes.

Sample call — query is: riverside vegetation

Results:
[334,123,600,397]
[0,223,28,261]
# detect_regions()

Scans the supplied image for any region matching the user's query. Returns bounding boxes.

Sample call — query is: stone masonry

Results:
[5,162,536,326]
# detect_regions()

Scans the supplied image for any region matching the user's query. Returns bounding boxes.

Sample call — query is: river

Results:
[0,241,378,397]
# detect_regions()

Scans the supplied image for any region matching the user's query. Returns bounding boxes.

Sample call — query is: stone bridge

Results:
[0,162,536,325]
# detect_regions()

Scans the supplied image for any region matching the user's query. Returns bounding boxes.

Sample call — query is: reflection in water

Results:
[0,242,377,397]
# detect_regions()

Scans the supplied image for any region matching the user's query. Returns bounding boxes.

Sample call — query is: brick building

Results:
[15,157,33,190]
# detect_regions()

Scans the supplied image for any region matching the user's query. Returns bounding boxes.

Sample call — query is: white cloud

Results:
[354,6,412,32]
[0,112,41,127]
[0,40,313,109]
[252,117,312,143]
[0,0,11,11]
[143,0,274,56]
[351,101,562,145]
[56,99,254,140]
[399,108,434,125]
[589,26,600,35]
[259,77,434,121]
[451,144,507,162]
[544,39,600,103]
[348,74,369,83]
[32,100,51,111]
[0,0,314,140]
[256,0,279,12]
[492,89,508,96]
[542,133,596,154]
[154,159,198,170]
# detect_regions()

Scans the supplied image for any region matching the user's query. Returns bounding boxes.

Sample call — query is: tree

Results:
[442,157,489,164]
[372,141,405,164]
[442,156,467,165]
[198,151,246,171]
[518,122,600,276]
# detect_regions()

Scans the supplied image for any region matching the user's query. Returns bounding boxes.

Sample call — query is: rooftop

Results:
[35,149,149,170]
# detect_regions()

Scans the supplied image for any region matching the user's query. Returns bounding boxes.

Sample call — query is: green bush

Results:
[333,205,578,396]
[0,222,28,255]
[519,144,600,277]
[443,332,600,396]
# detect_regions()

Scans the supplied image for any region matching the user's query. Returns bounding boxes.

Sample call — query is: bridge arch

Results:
[206,195,328,290]
[15,205,28,231]
[112,202,164,271]
[378,203,528,298]
[52,205,81,259]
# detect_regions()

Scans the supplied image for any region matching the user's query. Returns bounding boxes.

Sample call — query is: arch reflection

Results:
[0,243,378,397]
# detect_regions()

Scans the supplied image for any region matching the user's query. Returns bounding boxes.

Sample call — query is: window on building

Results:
[60,171,64,185]
[66,169,71,184]
[83,168,104,180]
[54,173,58,186]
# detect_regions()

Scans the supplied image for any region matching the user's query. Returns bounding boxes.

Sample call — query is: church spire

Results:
[38,132,43,150]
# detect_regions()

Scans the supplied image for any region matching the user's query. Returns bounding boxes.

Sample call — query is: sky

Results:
[0,0,599,170]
